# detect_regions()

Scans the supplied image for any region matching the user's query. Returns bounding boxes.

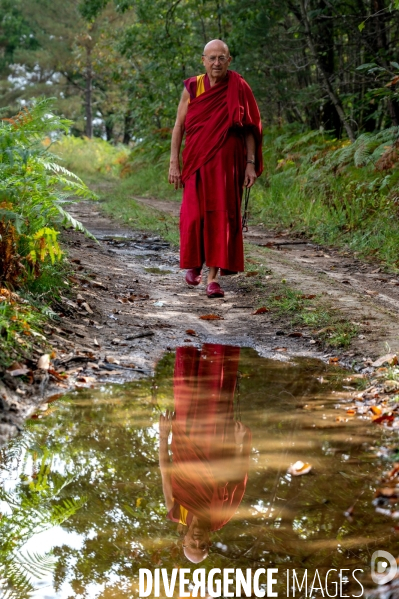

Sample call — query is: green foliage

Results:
[0,98,96,287]
[0,443,86,599]
[252,126,399,270]
[52,135,130,179]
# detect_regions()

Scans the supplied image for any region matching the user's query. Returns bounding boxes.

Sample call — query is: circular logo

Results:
[371,550,398,585]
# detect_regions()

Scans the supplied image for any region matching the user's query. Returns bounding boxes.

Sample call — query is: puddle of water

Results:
[0,346,397,598]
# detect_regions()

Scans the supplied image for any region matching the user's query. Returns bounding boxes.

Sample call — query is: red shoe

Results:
[206,282,224,298]
[185,267,202,286]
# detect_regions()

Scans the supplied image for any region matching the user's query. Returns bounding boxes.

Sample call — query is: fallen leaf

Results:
[329,357,340,364]
[7,363,30,377]
[37,354,50,371]
[300,294,316,300]
[373,414,395,424]
[365,289,378,296]
[185,329,197,336]
[81,302,93,314]
[288,332,303,338]
[372,353,398,367]
[48,369,68,381]
[246,271,259,277]
[91,281,108,290]
[346,409,356,416]
[341,280,351,285]
[273,347,287,352]
[105,356,120,365]
[370,405,382,416]
[76,376,96,383]
[288,461,312,476]
[199,314,224,320]
[252,307,269,315]
[384,380,399,393]
[93,338,99,347]
[336,416,348,422]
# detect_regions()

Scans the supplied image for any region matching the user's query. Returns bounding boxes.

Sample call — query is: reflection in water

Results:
[159,345,251,563]
[0,346,398,597]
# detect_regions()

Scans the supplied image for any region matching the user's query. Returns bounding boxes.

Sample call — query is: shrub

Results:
[0,98,95,288]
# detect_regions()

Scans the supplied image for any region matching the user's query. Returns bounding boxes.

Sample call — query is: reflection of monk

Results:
[159,344,251,563]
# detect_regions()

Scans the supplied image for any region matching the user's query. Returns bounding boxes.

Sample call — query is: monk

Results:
[159,344,252,563]
[169,39,263,298]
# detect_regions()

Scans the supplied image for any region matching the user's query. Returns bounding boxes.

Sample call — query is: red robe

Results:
[180,70,263,274]
[167,344,252,532]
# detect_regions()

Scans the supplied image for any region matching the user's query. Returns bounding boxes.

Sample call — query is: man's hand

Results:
[244,163,257,188]
[168,162,183,190]
[159,410,174,440]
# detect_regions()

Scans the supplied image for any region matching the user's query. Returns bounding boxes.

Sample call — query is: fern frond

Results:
[37,159,84,183]
[283,130,324,153]
[55,204,96,239]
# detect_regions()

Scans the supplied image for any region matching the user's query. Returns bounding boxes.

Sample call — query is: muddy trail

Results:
[60,195,399,368]
[1,195,399,447]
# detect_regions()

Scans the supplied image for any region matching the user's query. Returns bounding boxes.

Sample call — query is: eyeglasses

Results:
[182,542,212,551]
[202,54,229,64]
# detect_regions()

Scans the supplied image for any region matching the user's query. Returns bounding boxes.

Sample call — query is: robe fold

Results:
[166,344,252,532]
[180,70,263,274]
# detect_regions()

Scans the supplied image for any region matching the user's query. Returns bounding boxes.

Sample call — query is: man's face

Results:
[201,42,231,81]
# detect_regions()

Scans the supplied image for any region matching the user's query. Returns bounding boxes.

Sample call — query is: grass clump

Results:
[267,287,358,348]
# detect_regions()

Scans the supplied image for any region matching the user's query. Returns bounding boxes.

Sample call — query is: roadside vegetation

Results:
[0,99,94,369]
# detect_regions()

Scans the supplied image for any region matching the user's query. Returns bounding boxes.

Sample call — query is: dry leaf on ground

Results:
[252,307,269,315]
[373,414,395,424]
[372,353,398,368]
[288,461,312,476]
[185,329,196,335]
[199,314,224,320]
[37,354,50,370]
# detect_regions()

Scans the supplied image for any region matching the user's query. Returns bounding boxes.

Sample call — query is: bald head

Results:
[201,39,232,83]
[203,39,230,57]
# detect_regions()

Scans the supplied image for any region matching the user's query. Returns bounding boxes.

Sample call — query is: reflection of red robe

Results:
[167,344,251,532]
[180,70,263,274]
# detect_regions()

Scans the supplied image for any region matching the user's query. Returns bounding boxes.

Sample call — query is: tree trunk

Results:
[299,0,355,142]
[123,111,133,145]
[85,45,93,138]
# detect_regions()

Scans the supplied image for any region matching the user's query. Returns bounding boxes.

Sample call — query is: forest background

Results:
[2,0,399,365]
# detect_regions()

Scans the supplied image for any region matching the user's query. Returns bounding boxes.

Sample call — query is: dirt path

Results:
[131,195,399,357]
[59,197,399,365]
[2,196,399,446]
